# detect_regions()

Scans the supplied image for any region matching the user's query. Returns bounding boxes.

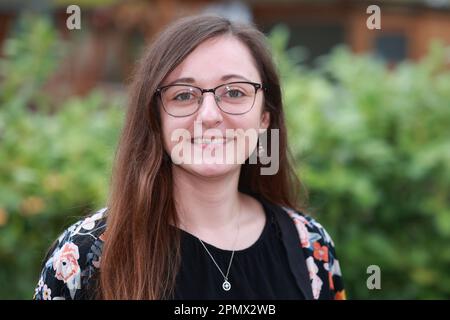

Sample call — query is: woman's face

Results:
[159,35,270,178]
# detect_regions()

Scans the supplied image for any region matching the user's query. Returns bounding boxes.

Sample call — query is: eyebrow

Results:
[166,74,252,86]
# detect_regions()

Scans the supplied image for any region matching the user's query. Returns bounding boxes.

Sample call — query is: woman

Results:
[33,14,345,300]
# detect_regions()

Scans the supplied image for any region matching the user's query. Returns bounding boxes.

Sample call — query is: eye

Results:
[225,89,244,98]
[174,92,195,101]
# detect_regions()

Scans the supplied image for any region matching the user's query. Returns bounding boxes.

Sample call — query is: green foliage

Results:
[1,16,449,299]
[269,25,450,299]
[0,15,124,298]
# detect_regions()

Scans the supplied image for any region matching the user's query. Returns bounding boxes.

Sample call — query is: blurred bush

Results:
[269,25,450,299]
[0,16,449,299]
[0,15,124,298]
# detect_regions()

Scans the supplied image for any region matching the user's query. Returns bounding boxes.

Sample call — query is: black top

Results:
[171,198,305,300]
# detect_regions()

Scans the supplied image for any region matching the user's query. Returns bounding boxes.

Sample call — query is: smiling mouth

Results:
[190,137,236,147]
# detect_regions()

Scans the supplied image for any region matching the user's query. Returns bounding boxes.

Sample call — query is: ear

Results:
[259,110,270,134]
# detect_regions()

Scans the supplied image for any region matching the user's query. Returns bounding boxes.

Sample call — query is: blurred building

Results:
[0,0,449,95]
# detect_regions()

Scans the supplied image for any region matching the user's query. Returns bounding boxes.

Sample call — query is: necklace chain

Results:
[198,217,240,283]
[181,204,241,291]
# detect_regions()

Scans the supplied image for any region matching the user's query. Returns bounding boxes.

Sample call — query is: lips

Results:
[191,137,232,144]
[190,136,236,149]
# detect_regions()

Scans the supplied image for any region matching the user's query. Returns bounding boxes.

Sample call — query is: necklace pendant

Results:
[222,280,231,291]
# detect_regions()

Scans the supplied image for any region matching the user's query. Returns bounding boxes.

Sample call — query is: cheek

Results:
[238,100,266,130]
[161,122,178,155]
[251,95,266,124]
[232,115,265,155]
[160,114,192,153]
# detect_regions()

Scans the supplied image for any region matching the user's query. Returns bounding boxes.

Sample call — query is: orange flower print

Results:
[313,242,329,262]
[335,290,346,300]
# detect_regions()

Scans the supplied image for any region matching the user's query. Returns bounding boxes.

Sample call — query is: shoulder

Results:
[281,206,346,300]
[33,208,108,300]
[281,206,336,248]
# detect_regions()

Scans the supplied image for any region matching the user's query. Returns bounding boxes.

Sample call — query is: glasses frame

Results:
[155,81,266,117]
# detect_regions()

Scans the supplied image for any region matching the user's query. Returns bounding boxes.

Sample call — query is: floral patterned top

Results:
[33,205,346,300]
[33,208,107,300]
[282,206,346,300]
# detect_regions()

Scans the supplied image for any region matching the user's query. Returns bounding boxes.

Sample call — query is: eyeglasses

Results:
[155,81,266,117]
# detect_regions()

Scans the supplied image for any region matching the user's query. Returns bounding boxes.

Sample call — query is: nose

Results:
[195,92,223,126]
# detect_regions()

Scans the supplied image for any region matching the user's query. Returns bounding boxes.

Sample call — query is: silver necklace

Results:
[196,210,241,292]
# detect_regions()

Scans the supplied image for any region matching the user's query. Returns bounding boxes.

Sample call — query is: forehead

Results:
[164,35,261,85]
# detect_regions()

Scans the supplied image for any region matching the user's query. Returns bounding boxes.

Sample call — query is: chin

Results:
[183,162,239,178]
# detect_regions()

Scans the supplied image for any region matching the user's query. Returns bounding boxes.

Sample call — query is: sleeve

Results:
[33,238,68,300]
[305,216,346,300]
[282,207,346,300]
[323,233,346,300]
[33,210,106,300]
[33,229,83,300]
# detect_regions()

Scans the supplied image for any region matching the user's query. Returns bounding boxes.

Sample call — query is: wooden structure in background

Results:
[253,0,450,63]
[0,0,449,96]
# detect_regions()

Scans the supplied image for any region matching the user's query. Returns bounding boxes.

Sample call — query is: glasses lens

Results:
[161,85,201,117]
[215,82,256,114]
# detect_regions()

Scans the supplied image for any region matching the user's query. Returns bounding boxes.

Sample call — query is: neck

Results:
[172,165,242,234]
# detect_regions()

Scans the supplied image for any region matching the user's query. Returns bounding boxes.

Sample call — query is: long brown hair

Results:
[99,14,307,299]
